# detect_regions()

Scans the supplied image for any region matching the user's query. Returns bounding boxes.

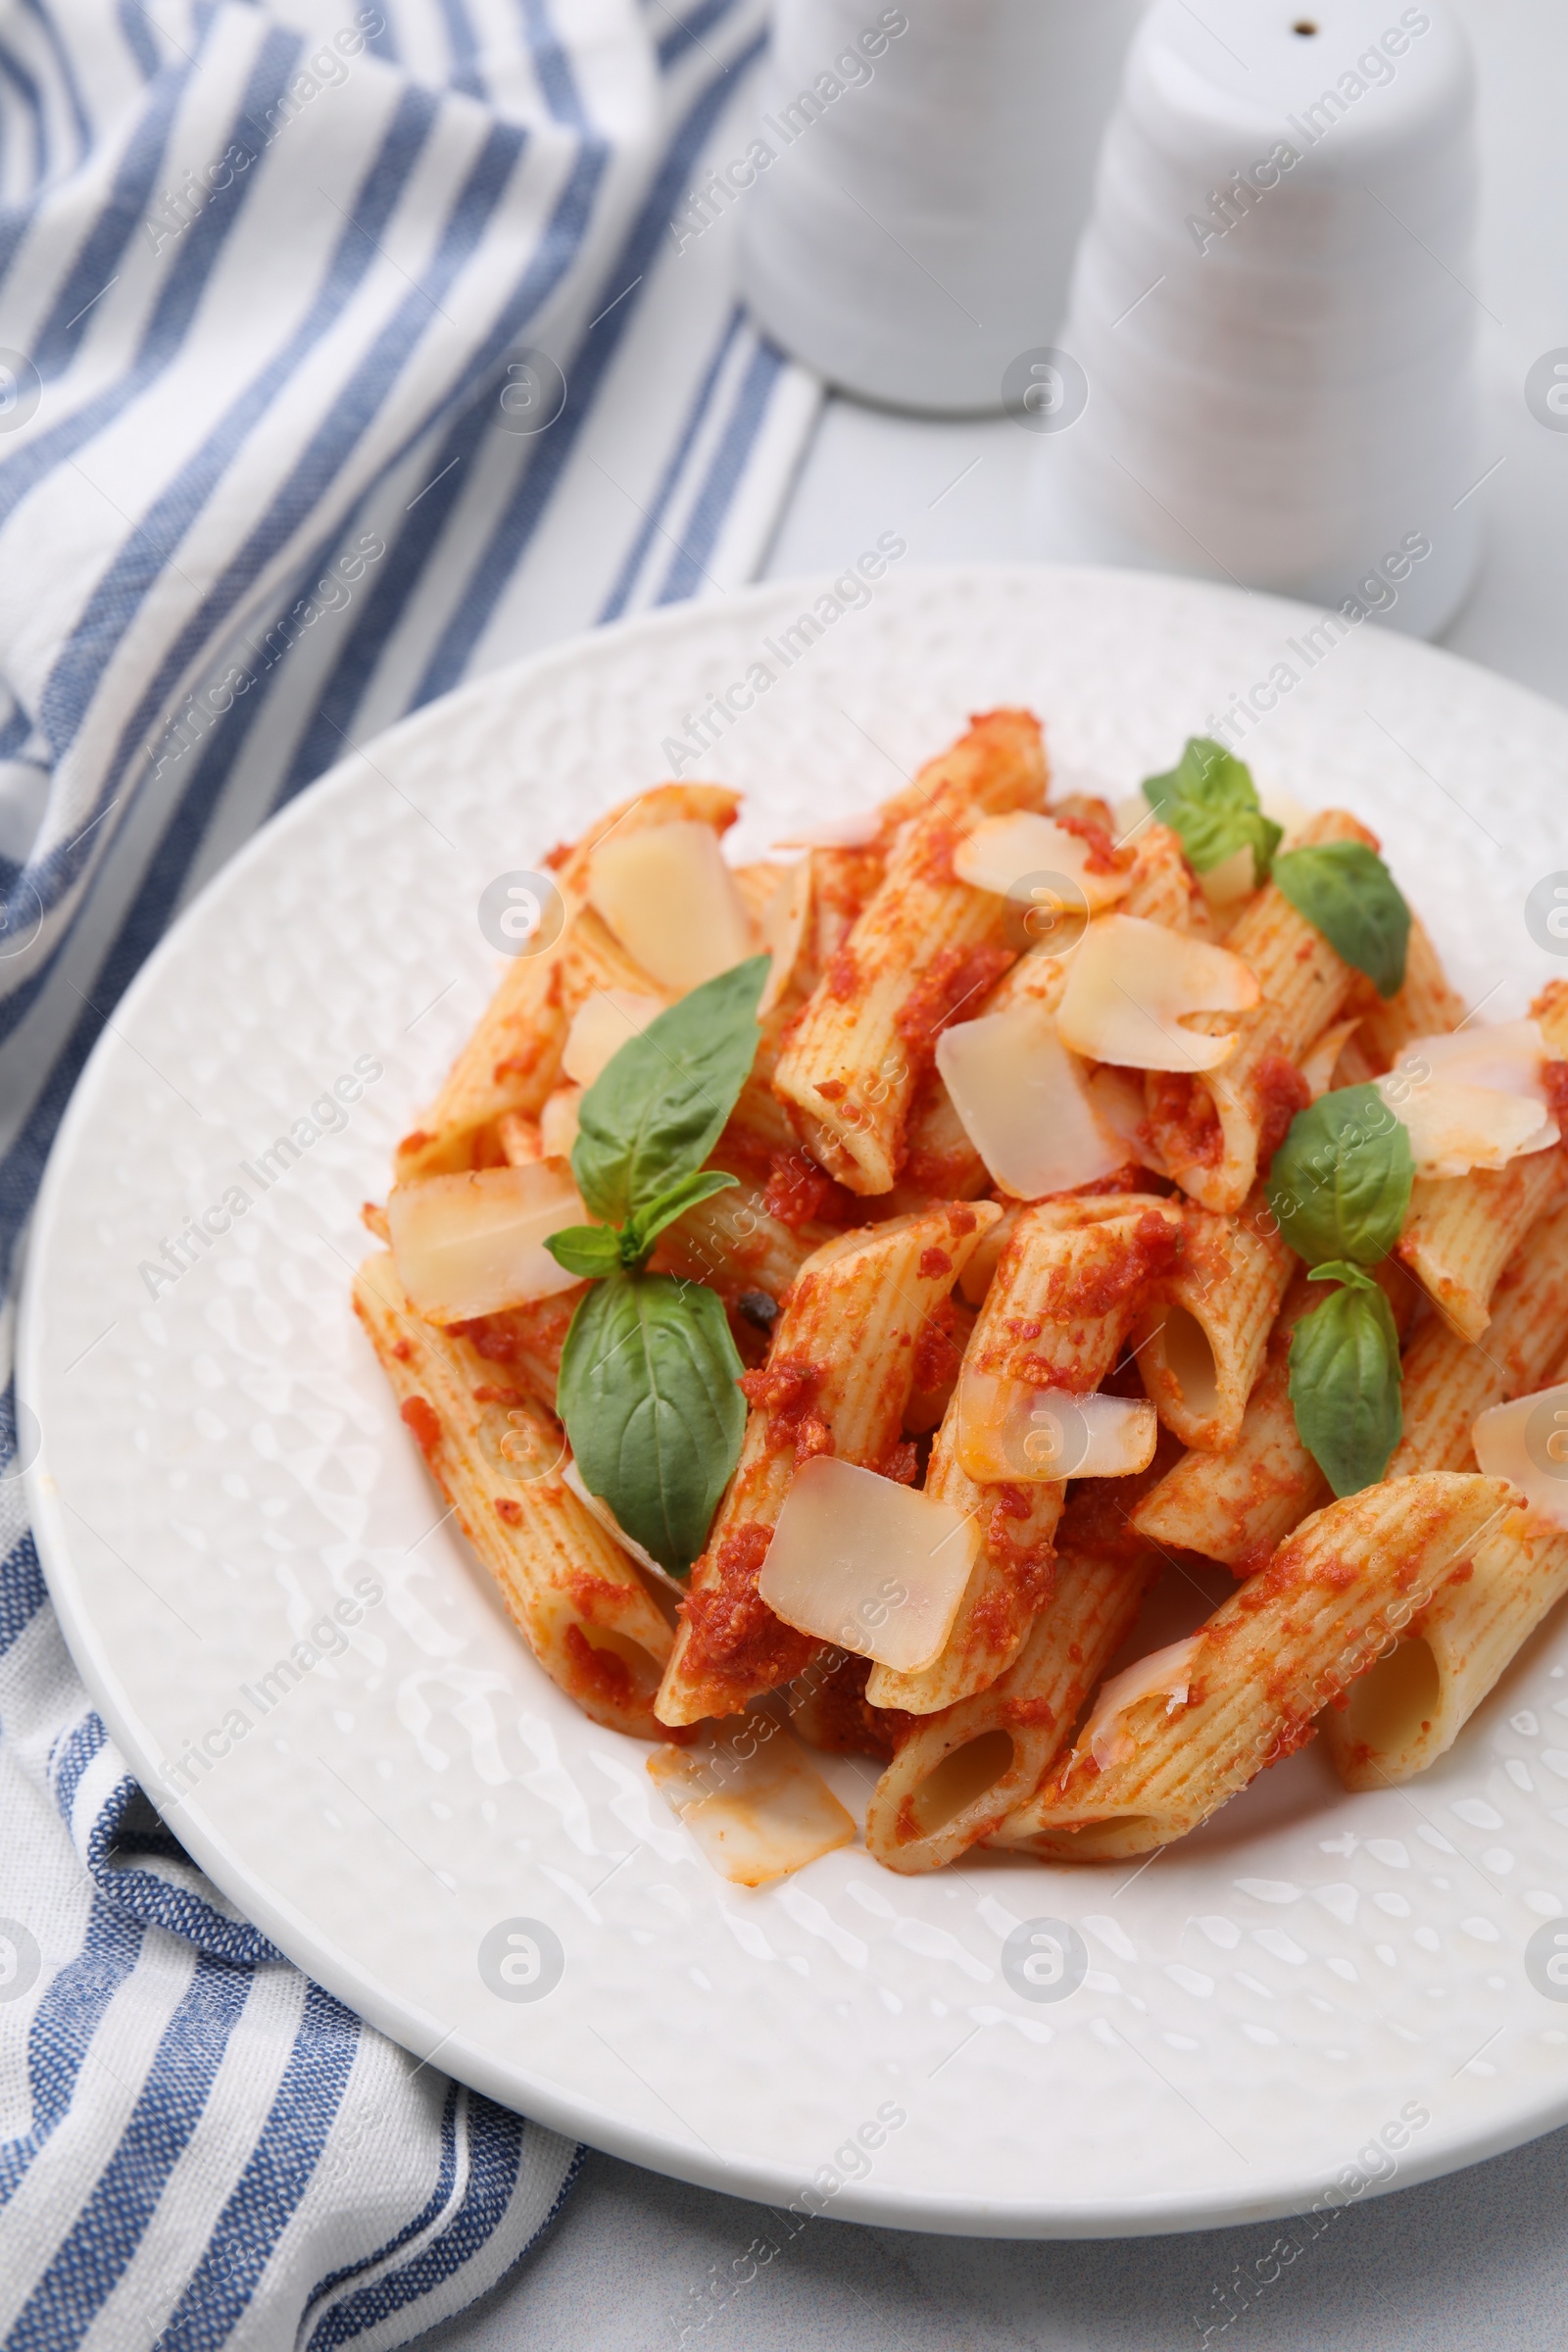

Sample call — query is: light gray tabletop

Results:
[423,0,1568,2340]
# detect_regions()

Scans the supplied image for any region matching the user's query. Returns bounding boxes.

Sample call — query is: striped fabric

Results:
[0,0,819,2342]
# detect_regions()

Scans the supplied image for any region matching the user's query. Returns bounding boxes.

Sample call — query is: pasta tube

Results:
[1120,818,1216,937]
[353,1255,673,1738]
[862,1426,1061,1716]
[1396,1147,1565,1343]
[395,783,733,1181]
[997,1473,1511,1861]
[1392,1198,1568,1473]
[864,1195,1179,1713]
[1131,1195,1294,1450]
[869,1445,1175,1870]
[1144,811,1375,1216]
[655,1200,1002,1726]
[772,709,1047,1195]
[395,952,568,1181]
[1324,1507,1568,1789]
[867,1544,1158,1873]
[1355,913,1464,1071]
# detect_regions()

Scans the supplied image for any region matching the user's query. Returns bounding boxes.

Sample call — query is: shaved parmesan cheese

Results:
[648,1718,856,1886]
[564,1460,683,1594]
[1260,782,1311,842]
[936,1002,1127,1200]
[388,1162,586,1323]
[1375,1073,1557,1179]
[774,808,884,849]
[1300,1017,1362,1101]
[587,820,754,992]
[1084,1636,1204,1771]
[955,1369,1157,1484]
[954,811,1133,913]
[1055,914,1259,1073]
[757,1456,978,1674]
[1198,845,1257,911]
[539,1084,581,1161]
[1473,1384,1568,1531]
[1398,1019,1550,1102]
[1086,1064,1162,1169]
[561,989,664,1088]
[756,858,812,1015]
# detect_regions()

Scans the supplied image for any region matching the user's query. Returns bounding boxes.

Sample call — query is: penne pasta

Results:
[869,1445,1175,1869]
[655,1201,1002,1726]
[1131,1193,1295,1450]
[996,1473,1511,1861]
[771,709,1047,1195]
[865,1195,1180,1714]
[1325,1506,1568,1790]
[1119,817,1217,937]
[1396,1146,1565,1343]
[353,1254,673,1738]
[1355,912,1465,1071]
[396,951,569,1182]
[1130,1341,1326,1573]
[1391,1199,1568,1472]
[496,1110,545,1165]
[1144,810,1375,1215]
[965,1193,1185,1391]
[548,780,741,895]
[651,1141,835,1325]
[868,1543,1158,1874]
[374,707,1568,1887]
[1131,1260,1419,1570]
[442,1286,586,1418]
[862,1414,1061,1716]
[396,785,735,1182]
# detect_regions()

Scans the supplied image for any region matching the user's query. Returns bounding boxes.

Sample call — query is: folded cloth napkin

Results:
[0,1,818,2342]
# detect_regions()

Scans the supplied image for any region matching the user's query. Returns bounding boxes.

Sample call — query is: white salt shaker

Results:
[1046,0,1482,636]
[738,0,1147,414]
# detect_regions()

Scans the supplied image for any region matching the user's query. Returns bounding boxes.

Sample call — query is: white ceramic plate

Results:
[24,566,1568,2237]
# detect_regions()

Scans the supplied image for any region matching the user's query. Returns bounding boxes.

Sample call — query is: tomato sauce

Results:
[895,945,1014,1065]
[400,1396,442,1461]
[681,1522,817,1684]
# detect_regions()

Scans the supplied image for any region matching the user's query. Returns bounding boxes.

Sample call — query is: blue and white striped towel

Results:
[0,0,820,2340]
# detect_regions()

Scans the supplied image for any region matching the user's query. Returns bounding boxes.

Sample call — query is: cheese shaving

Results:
[1396,1019,1550,1102]
[756,858,812,1015]
[387,1162,587,1324]
[1300,1016,1362,1101]
[1473,1384,1568,1533]
[1054,914,1259,1073]
[647,1718,856,1886]
[1084,1636,1204,1771]
[586,820,755,992]
[953,810,1133,913]
[564,1460,683,1594]
[955,1369,1158,1484]
[757,1456,978,1674]
[1376,1072,1557,1179]
[935,1002,1127,1200]
[561,989,664,1088]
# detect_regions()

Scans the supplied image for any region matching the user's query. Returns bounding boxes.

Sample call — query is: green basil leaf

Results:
[1272,840,1410,998]
[570,955,769,1227]
[556,1269,745,1576]
[543,1224,621,1280]
[627,1168,740,1257]
[1288,1264,1402,1497]
[1142,736,1283,883]
[1265,1083,1413,1268]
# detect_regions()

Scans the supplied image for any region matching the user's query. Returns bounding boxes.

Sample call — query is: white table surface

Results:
[423,1,1568,2341]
